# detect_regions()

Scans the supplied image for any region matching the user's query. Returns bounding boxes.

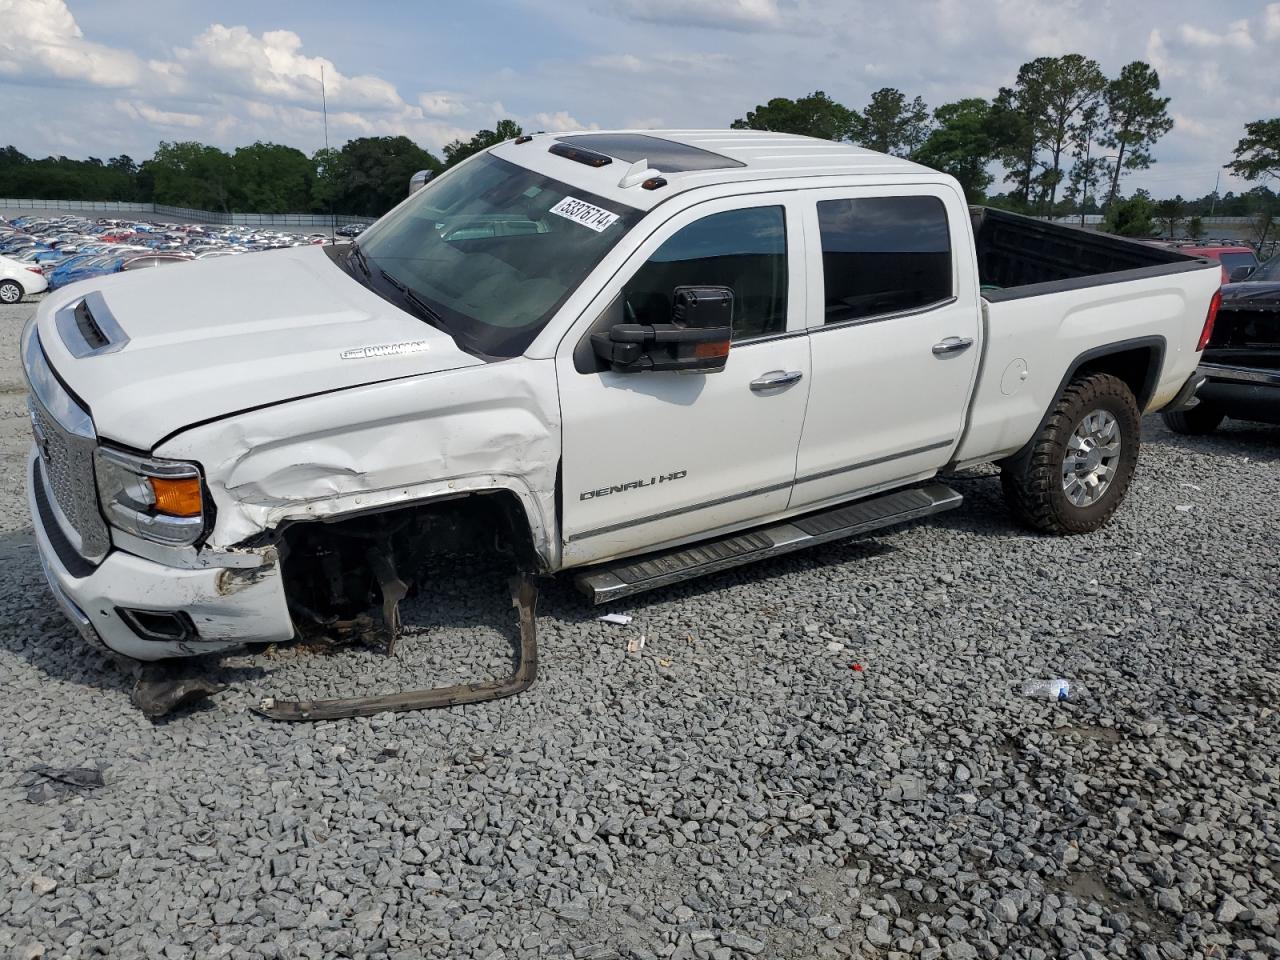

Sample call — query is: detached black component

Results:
[131,661,227,718]
[254,575,539,721]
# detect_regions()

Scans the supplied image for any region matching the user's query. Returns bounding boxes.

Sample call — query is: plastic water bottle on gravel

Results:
[1021,678,1070,701]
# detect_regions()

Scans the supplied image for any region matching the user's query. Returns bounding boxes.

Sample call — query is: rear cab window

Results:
[816,196,953,324]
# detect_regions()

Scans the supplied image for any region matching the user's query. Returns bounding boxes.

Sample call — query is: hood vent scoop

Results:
[55,291,130,358]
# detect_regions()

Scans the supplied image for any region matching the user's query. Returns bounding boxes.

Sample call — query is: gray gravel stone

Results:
[1,293,1277,960]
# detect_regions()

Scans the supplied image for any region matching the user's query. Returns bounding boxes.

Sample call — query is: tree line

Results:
[731,55,1279,240]
[0,120,525,219]
[1,65,1278,235]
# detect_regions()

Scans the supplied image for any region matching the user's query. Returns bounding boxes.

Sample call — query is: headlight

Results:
[94,448,206,546]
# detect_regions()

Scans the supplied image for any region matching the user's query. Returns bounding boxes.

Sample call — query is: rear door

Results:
[557,194,811,566]
[791,187,981,510]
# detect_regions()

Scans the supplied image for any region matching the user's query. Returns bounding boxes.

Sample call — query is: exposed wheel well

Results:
[277,490,539,629]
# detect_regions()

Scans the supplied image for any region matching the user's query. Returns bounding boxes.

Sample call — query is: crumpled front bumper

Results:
[27,449,295,661]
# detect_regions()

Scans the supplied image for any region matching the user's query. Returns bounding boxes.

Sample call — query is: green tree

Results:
[443,119,523,168]
[1186,216,1205,239]
[311,146,349,214]
[1064,100,1105,221]
[848,87,931,157]
[1103,190,1155,237]
[731,91,854,141]
[230,142,315,213]
[145,141,235,211]
[1028,54,1107,213]
[994,75,1047,211]
[1101,62,1173,205]
[335,136,441,217]
[913,98,1000,200]
[1226,118,1280,182]
[1244,186,1277,249]
[1154,196,1184,238]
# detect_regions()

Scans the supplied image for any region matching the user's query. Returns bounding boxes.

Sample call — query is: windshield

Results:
[357,154,643,357]
[1243,254,1279,282]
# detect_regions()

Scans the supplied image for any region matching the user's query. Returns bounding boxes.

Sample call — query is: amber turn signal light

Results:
[694,340,730,360]
[148,476,203,517]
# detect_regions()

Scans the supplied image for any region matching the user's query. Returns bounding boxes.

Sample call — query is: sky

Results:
[1,0,1278,199]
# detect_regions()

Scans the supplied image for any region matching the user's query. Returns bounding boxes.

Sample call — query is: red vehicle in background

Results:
[1163,244,1260,284]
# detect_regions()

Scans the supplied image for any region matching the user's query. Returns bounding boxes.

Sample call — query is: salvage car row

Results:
[0,215,363,301]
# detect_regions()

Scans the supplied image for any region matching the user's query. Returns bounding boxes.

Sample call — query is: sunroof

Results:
[555,133,745,172]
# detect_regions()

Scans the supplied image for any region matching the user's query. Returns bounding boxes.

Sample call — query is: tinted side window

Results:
[623,206,787,340]
[817,196,952,324]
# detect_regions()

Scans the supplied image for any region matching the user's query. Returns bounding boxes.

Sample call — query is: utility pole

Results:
[1209,168,1221,217]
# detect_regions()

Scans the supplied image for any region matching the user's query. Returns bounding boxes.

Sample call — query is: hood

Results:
[35,245,483,450]
[1220,280,1280,309]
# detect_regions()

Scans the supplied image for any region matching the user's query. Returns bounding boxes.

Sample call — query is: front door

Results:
[557,195,811,566]
[791,188,981,509]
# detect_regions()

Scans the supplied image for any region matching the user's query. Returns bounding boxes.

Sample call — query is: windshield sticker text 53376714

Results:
[550,196,620,233]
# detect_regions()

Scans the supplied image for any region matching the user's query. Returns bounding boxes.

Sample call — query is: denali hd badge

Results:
[341,340,431,360]
[580,470,686,500]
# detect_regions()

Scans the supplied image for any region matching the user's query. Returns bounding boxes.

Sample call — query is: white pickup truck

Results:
[23,130,1220,717]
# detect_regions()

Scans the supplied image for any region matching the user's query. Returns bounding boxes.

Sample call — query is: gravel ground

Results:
[1,294,1277,960]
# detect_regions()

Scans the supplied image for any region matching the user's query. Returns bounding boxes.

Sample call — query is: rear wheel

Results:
[1161,403,1224,435]
[1001,372,1141,535]
[0,280,22,304]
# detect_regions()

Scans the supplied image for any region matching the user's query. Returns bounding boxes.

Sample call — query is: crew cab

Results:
[23,131,1220,716]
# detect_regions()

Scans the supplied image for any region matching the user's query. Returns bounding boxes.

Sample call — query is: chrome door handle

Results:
[750,370,804,391]
[932,336,974,356]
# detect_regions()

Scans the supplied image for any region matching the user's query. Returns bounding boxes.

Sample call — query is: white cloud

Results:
[605,0,783,31]
[2,0,1278,201]
[1264,3,1280,40]
[1178,19,1253,49]
[114,99,204,129]
[528,110,597,132]
[587,52,734,74]
[0,0,147,87]
[418,91,470,117]
[174,25,403,111]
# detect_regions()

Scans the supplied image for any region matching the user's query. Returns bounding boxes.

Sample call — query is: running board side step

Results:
[574,483,962,604]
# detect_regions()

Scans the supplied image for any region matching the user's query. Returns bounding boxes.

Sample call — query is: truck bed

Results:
[970,207,1204,300]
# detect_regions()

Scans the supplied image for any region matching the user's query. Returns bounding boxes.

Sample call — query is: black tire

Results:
[1161,403,1224,435]
[1000,372,1141,535]
[0,279,22,305]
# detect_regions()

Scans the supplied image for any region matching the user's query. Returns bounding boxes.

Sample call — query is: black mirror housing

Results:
[590,285,734,374]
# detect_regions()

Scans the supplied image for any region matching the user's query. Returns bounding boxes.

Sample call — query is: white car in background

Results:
[0,253,49,303]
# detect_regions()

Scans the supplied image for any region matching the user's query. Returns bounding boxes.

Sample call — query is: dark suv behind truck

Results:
[1163,254,1280,434]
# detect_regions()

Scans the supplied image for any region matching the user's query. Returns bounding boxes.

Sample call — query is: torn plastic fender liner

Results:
[253,574,539,721]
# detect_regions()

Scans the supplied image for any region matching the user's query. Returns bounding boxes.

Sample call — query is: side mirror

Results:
[1228,265,1255,282]
[591,285,734,373]
[408,169,434,195]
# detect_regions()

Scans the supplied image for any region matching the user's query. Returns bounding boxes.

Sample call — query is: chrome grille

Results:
[29,394,109,562]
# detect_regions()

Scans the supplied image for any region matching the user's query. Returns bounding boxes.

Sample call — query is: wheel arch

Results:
[1002,336,1165,468]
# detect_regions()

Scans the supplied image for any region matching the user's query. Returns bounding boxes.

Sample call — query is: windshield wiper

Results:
[348,243,372,279]
[379,269,449,331]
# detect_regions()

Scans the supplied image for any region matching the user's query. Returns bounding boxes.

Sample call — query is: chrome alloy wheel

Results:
[1062,409,1121,507]
[0,282,20,304]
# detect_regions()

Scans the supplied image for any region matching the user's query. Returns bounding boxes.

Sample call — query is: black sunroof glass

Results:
[556,134,745,172]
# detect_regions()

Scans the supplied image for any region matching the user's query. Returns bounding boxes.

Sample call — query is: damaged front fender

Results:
[158,358,562,569]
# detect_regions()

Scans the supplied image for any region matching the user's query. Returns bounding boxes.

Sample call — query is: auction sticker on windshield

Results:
[550,196,620,233]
